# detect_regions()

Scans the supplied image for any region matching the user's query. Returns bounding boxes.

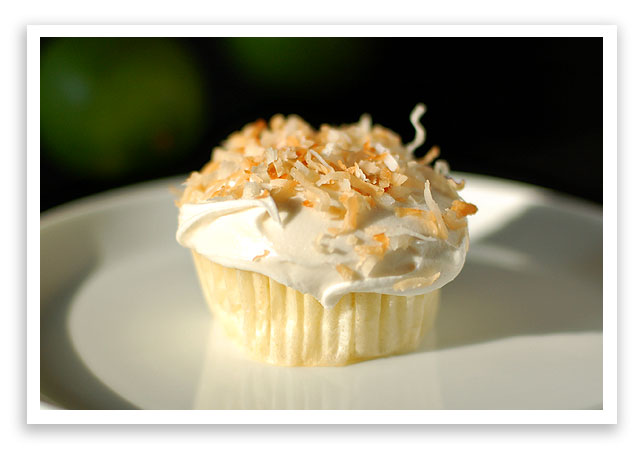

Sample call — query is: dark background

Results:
[40,37,603,212]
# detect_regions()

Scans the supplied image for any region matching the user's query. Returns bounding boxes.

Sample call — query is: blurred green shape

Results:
[221,37,369,91]
[41,38,206,179]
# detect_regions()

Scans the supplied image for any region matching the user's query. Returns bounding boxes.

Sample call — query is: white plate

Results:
[40,174,602,410]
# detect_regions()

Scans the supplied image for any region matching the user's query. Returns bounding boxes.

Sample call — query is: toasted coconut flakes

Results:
[359,159,379,176]
[266,147,278,163]
[352,229,368,242]
[307,185,332,210]
[253,250,270,262]
[390,172,408,186]
[383,153,399,172]
[273,159,286,177]
[269,114,285,130]
[327,227,343,236]
[293,160,310,175]
[350,162,367,181]
[336,171,351,181]
[290,167,315,187]
[340,193,360,231]
[405,103,427,154]
[388,185,412,202]
[244,142,265,158]
[320,142,337,158]
[204,185,223,199]
[269,179,298,201]
[231,187,244,199]
[447,178,466,191]
[309,149,334,173]
[336,264,359,281]
[443,209,468,229]
[306,160,326,175]
[388,234,414,250]
[434,159,450,176]
[424,212,440,237]
[178,106,476,238]
[249,173,264,184]
[393,227,444,242]
[373,142,388,155]
[269,178,295,189]
[375,193,396,209]
[285,135,300,147]
[242,181,261,199]
[295,148,308,161]
[357,255,380,276]
[327,206,345,219]
[372,152,389,162]
[354,244,382,257]
[184,171,202,186]
[337,178,351,192]
[317,170,350,187]
[372,233,390,251]
[394,207,439,238]
[349,174,381,196]
[257,189,270,199]
[393,272,440,291]
[365,225,385,235]
[201,160,221,175]
[363,142,377,157]
[267,162,279,179]
[302,190,321,210]
[327,129,342,144]
[380,166,392,182]
[450,200,478,217]
[203,180,225,198]
[315,172,335,186]
[419,145,440,165]
[424,180,448,239]
[246,118,267,138]
[395,207,425,218]
[358,113,372,133]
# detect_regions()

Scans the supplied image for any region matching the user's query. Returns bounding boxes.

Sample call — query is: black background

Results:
[40,37,602,212]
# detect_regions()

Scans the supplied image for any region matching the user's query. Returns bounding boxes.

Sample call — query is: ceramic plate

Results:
[40,174,603,410]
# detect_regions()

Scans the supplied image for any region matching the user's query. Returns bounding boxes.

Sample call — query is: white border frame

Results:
[28,24,616,425]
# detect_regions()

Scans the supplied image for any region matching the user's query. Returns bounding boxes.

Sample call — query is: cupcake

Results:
[176,104,477,366]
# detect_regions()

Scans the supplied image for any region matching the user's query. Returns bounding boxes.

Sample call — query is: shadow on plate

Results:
[417,203,602,354]
[40,217,137,410]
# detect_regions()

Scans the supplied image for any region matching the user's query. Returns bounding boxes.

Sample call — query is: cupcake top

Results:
[176,105,477,308]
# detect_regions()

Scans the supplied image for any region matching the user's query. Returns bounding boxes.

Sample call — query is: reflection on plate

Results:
[40,174,602,410]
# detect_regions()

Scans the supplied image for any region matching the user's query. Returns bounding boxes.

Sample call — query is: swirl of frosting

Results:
[176,105,477,308]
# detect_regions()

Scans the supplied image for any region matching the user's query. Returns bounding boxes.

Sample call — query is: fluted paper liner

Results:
[192,251,440,366]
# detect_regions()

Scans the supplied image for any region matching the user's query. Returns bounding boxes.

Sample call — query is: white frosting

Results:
[177,189,469,309]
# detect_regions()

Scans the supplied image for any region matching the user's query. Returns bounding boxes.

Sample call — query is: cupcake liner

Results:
[192,250,440,366]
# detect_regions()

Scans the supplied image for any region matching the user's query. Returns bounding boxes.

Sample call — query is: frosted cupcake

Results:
[176,104,477,366]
